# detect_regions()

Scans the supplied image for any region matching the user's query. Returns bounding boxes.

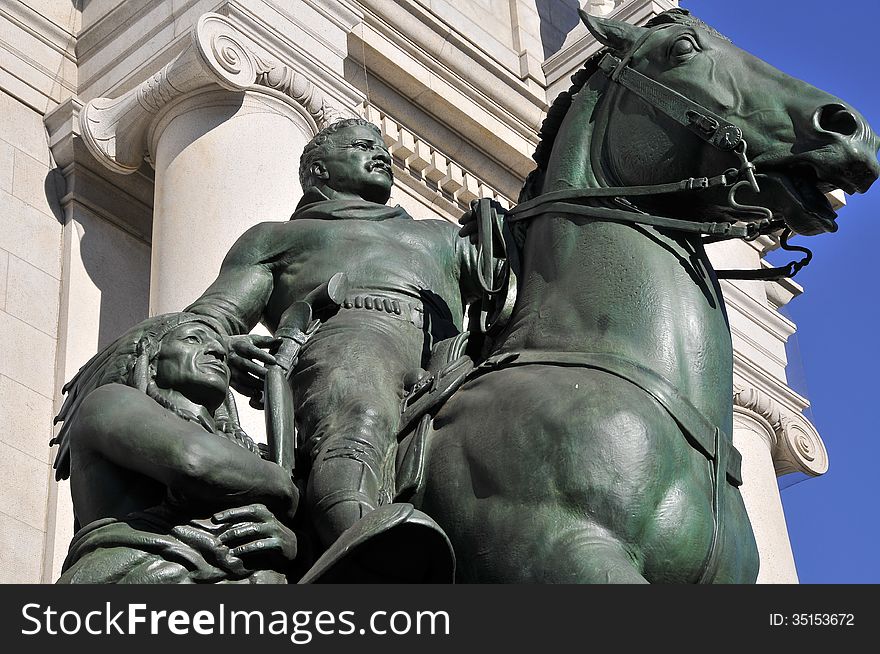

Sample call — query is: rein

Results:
[507,26,813,282]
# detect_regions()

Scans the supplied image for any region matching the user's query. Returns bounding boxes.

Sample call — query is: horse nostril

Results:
[815,104,859,137]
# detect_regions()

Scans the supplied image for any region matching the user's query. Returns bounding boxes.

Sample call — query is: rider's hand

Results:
[458,198,507,247]
[223,334,280,404]
[214,503,298,572]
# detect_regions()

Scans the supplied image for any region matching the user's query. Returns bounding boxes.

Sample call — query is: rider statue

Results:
[185,118,509,574]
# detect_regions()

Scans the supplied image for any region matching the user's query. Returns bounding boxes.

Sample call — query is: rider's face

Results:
[154,323,229,405]
[314,125,393,204]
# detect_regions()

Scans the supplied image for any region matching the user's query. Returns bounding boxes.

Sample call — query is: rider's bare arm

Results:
[186,222,279,336]
[186,223,285,396]
[74,384,298,520]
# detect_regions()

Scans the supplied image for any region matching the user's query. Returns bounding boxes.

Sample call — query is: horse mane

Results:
[519,8,728,204]
[518,51,603,203]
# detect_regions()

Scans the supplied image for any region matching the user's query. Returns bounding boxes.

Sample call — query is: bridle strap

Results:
[501,28,814,280]
[508,169,740,220]
[599,53,744,152]
[508,199,755,239]
[716,229,812,280]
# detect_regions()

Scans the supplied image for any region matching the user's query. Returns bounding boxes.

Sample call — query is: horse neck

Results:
[541,74,607,195]
[499,74,733,419]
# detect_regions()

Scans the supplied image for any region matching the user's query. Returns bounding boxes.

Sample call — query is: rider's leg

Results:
[306,406,398,547]
[292,313,424,549]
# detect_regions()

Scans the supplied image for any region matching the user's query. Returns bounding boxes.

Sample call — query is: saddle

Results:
[393,331,475,502]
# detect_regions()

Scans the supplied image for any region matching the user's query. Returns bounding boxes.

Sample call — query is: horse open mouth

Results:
[761,166,839,234]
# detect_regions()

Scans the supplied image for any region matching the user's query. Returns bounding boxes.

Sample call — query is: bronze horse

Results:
[411,9,880,583]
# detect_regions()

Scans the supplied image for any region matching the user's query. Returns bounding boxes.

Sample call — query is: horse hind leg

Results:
[540,524,648,584]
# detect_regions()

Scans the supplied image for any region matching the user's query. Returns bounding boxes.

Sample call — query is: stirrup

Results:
[298,503,455,583]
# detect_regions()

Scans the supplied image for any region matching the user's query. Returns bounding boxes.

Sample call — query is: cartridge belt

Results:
[340,294,424,329]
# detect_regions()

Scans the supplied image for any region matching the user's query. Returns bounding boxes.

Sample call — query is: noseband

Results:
[506,24,812,281]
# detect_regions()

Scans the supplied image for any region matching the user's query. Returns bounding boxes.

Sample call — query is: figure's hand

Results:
[458,198,507,247]
[214,503,298,571]
[223,334,280,404]
[170,523,251,578]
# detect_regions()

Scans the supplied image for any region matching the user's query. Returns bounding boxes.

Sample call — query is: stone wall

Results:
[0,0,76,583]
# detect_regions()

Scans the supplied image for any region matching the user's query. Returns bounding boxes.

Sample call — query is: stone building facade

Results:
[0,0,828,583]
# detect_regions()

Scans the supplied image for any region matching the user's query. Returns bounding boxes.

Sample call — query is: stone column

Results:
[77,12,354,313]
[733,384,828,583]
[147,87,314,313]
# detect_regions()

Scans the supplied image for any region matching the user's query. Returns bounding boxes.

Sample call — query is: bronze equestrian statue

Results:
[408,9,880,583]
[53,8,879,583]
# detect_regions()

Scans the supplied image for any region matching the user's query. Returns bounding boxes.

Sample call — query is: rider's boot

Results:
[308,455,381,548]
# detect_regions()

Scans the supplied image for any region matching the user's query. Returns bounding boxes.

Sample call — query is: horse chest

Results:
[505,221,733,430]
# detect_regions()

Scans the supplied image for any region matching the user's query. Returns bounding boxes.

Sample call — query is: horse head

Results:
[543,8,880,236]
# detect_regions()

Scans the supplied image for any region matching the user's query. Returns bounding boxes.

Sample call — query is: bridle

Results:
[503,23,813,282]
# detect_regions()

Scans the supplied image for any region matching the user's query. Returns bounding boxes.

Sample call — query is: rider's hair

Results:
[298,118,383,190]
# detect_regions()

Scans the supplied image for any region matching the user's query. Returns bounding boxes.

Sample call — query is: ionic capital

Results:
[733,383,828,477]
[80,13,345,174]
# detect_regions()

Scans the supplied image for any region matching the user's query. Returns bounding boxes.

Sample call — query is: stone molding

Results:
[219,1,364,116]
[588,1,626,18]
[721,279,795,380]
[0,0,77,111]
[351,0,544,180]
[44,98,154,244]
[79,12,345,175]
[366,104,515,215]
[357,0,545,123]
[733,383,828,477]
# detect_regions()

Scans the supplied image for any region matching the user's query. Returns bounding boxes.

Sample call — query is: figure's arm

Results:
[75,384,298,521]
[185,223,277,336]
[187,223,281,397]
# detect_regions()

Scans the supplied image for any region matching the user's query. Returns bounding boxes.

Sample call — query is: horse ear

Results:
[578,9,648,53]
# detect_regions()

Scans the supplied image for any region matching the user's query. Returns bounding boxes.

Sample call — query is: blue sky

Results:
[679,1,880,582]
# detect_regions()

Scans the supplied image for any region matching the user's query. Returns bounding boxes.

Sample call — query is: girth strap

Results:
[477,350,743,486]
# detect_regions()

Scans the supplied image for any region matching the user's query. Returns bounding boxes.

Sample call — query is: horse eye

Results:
[671,37,697,58]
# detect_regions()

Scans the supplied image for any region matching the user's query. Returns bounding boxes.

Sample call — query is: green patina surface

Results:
[53,9,879,583]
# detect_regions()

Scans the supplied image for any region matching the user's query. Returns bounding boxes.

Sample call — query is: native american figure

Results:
[52,313,300,583]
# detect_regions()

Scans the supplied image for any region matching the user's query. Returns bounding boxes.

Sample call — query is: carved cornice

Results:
[45,98,154,242]
[79,13,342,175]
[587,1,626,18]
[733,383,828,477]
[543,0,678,98]
[350,0,542,180]
[251,51,345,128]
